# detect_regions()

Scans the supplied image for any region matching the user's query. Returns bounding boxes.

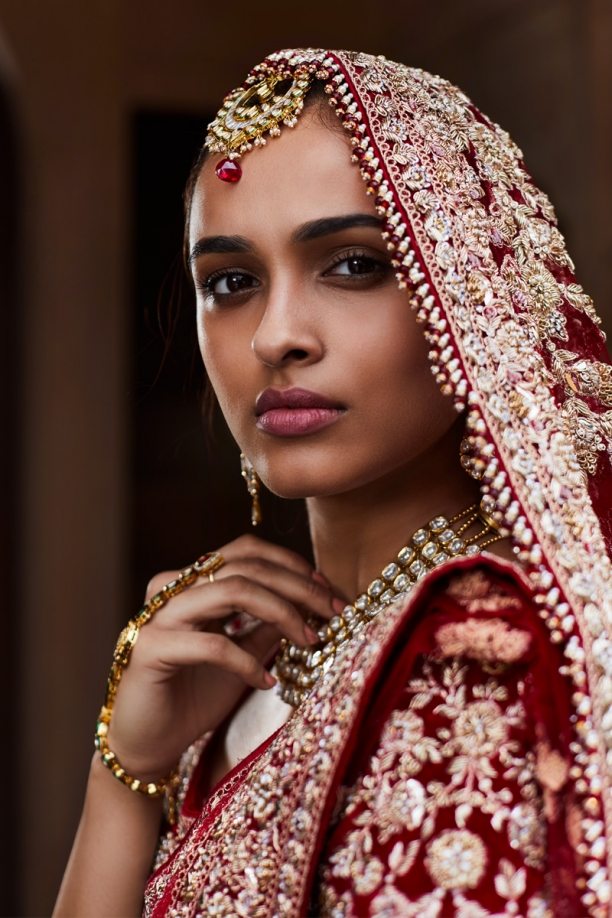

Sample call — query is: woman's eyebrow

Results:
[188,235,253,265]
[291,213,381,244]
[188,214,382,266]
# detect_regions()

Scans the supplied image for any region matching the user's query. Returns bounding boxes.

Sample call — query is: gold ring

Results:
[194,551,226,578]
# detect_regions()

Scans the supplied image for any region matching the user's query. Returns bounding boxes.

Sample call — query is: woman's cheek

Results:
[354,307,455,443]
[199,338,255,441]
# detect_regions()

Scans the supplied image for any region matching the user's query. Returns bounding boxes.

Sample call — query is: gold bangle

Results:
[95,552,226,797]
[95,714,177,796]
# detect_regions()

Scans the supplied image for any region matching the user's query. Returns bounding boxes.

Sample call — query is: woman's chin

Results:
[262,480,336,501]
[260,464,386,501]
[261,469,354,501]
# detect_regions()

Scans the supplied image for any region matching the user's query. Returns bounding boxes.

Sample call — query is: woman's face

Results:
[189,106,458,499]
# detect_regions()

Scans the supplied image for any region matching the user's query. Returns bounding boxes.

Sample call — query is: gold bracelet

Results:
[94,551,226,797]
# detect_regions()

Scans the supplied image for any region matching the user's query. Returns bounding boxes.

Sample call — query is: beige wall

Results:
[0,1,610,913]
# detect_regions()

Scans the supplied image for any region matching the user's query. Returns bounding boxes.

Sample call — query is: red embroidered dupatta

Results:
[146,558,582,916]
[145,49,612,917]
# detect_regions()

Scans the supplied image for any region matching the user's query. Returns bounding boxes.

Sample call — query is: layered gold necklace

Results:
[275,499,502,707]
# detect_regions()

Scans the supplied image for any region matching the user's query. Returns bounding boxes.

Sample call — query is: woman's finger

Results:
[214,557,337,621]
[143,535,319,605]
[151,575,318,648]
[138,628,277,691]
[220,533,315,579]
[144,570,182,603]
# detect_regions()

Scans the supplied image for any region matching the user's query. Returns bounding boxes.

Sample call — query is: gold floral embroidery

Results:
[435,618,532,664]
[561,397,612,475]
[319,657,546,914]
[542,349,612,473]
[319,884,355,918]
[425,828,487,890]
[144,570,424,918]
[358,861,551,918]
[518,259,568,342]
[527,890,554,918]
[513,217,573,271]
[551,350,612,406]
[444,570,522,614]
[507,801,547,869]
[152,734,210,872]
[342,66,612,888]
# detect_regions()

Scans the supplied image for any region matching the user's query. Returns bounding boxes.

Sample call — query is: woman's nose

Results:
[251,286,323,369]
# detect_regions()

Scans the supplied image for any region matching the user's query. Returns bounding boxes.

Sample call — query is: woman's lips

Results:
[255,387,345,438]
[257,407,342,436]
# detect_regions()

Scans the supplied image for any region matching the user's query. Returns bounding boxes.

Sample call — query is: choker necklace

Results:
[275,498,502,707]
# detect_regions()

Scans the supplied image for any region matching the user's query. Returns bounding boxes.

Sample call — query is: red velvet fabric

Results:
[312,562,579,916]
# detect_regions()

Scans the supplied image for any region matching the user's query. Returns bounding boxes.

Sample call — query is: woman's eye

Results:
[328,255,384,277]
[205,272,258,296]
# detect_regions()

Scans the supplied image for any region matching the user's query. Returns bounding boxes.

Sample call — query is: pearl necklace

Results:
[275,498,502,707]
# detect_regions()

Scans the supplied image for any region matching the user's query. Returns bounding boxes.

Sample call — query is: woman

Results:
[55,49,612,917]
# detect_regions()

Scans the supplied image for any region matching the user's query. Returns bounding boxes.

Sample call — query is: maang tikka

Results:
[205,63,316,183]
[240,453,262,526]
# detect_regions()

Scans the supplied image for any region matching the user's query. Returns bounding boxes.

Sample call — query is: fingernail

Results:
[304,625,320,644]
[332,597,346,614]
[263,671,277,688]
[312,570,331,588]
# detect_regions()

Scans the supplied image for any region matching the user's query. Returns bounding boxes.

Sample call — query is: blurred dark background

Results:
[0,1,611,914]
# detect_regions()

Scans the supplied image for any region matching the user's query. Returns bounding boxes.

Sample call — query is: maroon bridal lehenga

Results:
[144,50,612,917]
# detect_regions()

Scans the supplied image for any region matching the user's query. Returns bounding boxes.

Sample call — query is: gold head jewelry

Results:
[240,453,262,526]
[206,62,319,182]
[206,72,312,158]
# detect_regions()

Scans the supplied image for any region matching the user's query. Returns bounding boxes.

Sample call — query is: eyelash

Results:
[326,248,386,275]
[197,248,388,300]
[197,269,250,296]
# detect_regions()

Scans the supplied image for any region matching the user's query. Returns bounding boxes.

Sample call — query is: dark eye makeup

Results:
[199,270,259,297]
[325,249,389,278]
[196,248,391,303]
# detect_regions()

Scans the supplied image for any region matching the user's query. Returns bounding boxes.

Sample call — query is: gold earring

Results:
[240,453,262,526]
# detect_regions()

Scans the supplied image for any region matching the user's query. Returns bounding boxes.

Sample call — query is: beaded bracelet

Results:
[94,551,226,797]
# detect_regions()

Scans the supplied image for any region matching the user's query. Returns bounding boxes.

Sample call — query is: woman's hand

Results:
[106,534,338,784]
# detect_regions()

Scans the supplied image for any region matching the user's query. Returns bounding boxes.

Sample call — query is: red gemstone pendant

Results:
[215,158,242,183]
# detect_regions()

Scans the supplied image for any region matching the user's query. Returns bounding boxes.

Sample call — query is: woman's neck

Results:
[306,418,486,602]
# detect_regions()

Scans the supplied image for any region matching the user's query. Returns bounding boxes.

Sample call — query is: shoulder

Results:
[424,554,537,665]
[317,555,576,917]
[376,552,542,676]
[418,550,535,611]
